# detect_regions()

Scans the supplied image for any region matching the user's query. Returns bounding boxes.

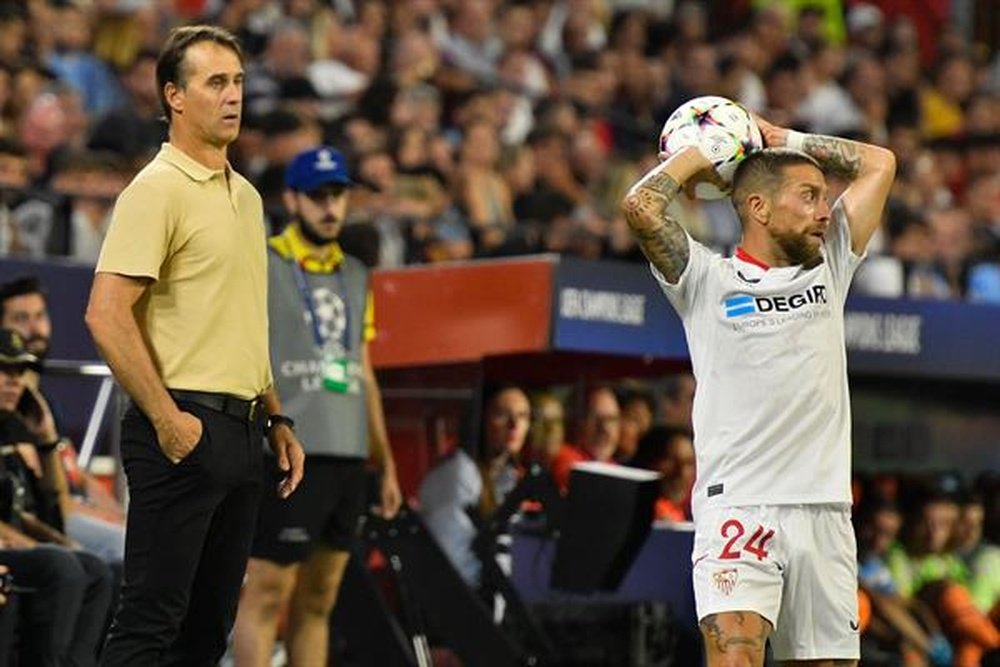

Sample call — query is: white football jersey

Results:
[653,200,863,518]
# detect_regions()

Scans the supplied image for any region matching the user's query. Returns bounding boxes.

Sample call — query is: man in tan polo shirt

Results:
[85,25,304,666]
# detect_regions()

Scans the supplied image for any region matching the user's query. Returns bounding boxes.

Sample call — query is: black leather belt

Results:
[168,389,262,422]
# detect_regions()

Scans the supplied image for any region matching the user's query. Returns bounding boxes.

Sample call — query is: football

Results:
[658,95,763,199]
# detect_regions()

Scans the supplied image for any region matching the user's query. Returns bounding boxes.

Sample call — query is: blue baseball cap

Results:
[285,147,354,192]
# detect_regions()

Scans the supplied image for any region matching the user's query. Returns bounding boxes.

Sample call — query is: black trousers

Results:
[0,545,114,667]
[100,400,263,667]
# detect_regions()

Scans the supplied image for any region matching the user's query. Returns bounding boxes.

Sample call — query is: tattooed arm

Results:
[758,118,897,255]
[620,146,716,283]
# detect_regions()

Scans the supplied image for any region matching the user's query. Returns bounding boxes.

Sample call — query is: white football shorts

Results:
[691,503,860,661]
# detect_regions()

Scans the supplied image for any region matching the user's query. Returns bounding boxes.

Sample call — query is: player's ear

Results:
[746,192,770,225]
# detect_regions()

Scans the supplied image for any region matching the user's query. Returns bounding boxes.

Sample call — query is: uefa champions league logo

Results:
[305,286,347,353]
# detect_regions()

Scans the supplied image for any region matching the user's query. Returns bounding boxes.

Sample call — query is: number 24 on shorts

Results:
[718,519,775,561]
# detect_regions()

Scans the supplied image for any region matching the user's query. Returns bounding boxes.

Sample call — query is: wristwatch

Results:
[266,414,295,434]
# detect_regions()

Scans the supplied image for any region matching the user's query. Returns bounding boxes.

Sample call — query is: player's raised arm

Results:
[756,117,896,255]
[620,147,720,284]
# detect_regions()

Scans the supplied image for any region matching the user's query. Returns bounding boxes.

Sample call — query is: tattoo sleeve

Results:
[800,134,863,181]
[621,168,690,283]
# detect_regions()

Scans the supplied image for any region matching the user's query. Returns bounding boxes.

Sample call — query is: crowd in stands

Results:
[0,0,997,301]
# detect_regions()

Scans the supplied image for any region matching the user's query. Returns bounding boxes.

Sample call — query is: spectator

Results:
[659,372,695,432]
[953,492,1000,615]
[0,327,114,667]
[526,391,568,471]
[0,276,127,564]
[616,383,655,463]
[630,425,695,523]
[549,385,620,492]
[419,384,530,588]
[44,3,122,118]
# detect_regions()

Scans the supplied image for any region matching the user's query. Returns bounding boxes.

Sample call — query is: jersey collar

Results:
[159,143,227,182]
[269,224,344,273]
[735,247,770,270]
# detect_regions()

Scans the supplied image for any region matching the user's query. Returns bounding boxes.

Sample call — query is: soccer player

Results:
[621,116,895,666]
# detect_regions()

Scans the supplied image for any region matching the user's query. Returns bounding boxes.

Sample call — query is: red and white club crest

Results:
[713,568,738,597]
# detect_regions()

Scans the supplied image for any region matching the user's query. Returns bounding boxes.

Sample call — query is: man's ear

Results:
[282,190,298,216]
[164,82,183,116]
[746,193,771,226]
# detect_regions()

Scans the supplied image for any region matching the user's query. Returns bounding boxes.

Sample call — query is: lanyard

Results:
[291,262,351,352]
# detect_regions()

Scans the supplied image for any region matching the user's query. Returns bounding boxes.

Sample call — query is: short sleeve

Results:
[96,178,174,280]
[649,232,713,317]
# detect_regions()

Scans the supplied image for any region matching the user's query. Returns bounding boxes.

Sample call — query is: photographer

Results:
[0,328,112,666]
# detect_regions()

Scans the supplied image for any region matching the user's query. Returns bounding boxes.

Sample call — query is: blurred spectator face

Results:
[0,150,28,189]
[935,56,975,105]
[677,43,718,95]
[675,2,707,45]
[344,116,382,154]
[529,394,565,463]
[501,145,535,194]
[484,387,531,459]
[19,94,69,156]
[966,94,1000,134]
[453,0,494,44]
[796,8,825,48]
[917,499,960,554]
[395,127,431,170]
[265,122,323,167]
[54,5,92,51]
[390,30,439,86]
[765,62,803,118]
[124,55,160,111]
[610,11,647,54]
[12,67,50,119]
[581,387,621,462]
[884,47,920,92]
[460,120,500,167]
[887,124,921,168]
[342,30,381,78]
[0,14,25,64]
[0,365,26,411]
[390,84,442,132]
[358,151,397,195]
[929,208,974,266]
[752,5,791,57]
[1,291,51,358]
[952,499,985,552]
[965,174,1000,226]
[662,432,696,499]
[498,5,536,52]
[845,57,885,107]
[890,218,935,262]
[867,506,902,556]
[847,4,884,52]
[661,373,695,430]
[267,25,310,78]
[618,396,653,461]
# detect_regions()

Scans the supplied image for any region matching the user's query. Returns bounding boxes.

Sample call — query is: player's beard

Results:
[773,228,823,268]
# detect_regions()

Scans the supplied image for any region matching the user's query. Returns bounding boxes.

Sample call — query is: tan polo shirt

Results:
[96,143,272,399]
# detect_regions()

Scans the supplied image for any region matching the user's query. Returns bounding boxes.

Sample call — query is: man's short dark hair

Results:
[0,276,46,320]
[156,25,244,123]
[731,148,823,221]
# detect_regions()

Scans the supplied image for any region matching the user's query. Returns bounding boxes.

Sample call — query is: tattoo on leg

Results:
[700,613,768,656]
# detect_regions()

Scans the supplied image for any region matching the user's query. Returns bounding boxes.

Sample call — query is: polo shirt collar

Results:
[158,142,228,182]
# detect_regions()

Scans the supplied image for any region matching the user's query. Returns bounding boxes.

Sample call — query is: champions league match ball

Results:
[658,95,764,200]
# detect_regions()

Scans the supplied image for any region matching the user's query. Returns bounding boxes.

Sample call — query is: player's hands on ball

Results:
[685,147,731,199]
[268,424,305,498]
[753,114,785,148]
